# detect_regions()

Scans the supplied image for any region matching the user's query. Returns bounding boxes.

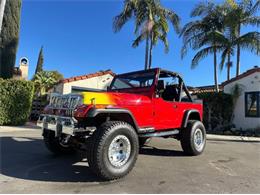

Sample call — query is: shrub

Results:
[0,79,34,125]
[197,92,234,132]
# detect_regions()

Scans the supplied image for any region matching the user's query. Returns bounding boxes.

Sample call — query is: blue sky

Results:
[16,0,259,87]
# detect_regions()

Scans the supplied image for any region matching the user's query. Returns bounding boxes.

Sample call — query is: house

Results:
[13,57,29,80]
[222,66,260,130]
[53,70,115,94]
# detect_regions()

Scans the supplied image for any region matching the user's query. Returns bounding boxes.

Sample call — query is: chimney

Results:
[19,57,29,80]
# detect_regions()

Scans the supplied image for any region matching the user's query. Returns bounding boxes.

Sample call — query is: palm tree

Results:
[224,0,260,76]
[217,31,234,81]
[180,2,225,92]
[219,31,260,80]
[132,16,170,69]
[33,71,57,96]
[113,0,180,70]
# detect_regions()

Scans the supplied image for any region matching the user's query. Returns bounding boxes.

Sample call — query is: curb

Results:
[206,134,260,142]
[0,123,41,133]
[1,125,260,142]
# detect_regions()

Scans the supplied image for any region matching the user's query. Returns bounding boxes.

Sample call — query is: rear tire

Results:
[43,129,75,155]
[180,120,206,156]
[87,121,139,180]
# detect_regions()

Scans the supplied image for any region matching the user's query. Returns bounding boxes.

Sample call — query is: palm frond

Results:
[243,16,260,27]
[132,33,146,48]
[182,31,207,53]
[245,0,260,16]
[159,33,169,53]
[113,0,136,32]
[181,44,188,59]
[158,16,169,33]
[190,1,215,17]
[235,31,260,55]
[191,46,215,69]
[180,20,206,39]
[160,7,180,33]
[219,48,229,70]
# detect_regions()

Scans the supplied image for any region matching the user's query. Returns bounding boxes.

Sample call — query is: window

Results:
[110,71,155,90]
[245,92,260,117]
[156,71,192,102]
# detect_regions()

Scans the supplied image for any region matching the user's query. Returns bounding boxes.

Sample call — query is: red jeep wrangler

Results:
[38,68,206,180]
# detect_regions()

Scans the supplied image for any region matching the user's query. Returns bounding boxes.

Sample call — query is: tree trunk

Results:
[213,46,219,92]
[236,43,240,76]
[236,24,241,76]
[227,52,231,81]
[148,33,153,69]
[144,32,149,70]
[0,0,6,33]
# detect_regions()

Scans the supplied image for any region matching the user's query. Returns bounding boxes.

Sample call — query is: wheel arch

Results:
[182,109,202,128]
[86,108,140,132]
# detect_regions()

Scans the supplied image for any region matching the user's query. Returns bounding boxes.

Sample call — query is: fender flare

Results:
[182,109,201,128]
[86,108,140,132]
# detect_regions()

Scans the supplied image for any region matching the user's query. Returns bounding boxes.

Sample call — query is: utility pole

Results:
[0,0,6,34]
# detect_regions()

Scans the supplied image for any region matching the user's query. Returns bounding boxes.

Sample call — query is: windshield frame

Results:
[109,68,158,91]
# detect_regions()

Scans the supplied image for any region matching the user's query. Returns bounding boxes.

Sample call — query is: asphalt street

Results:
[0,128,259,193]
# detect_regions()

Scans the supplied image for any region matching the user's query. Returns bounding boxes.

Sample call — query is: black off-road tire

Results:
[180,120,206,156]
[139,137,151,147]
[43,129,75,155]
[87,121,139,180]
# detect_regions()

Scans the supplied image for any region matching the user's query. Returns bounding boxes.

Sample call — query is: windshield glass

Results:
[110,71,156,90]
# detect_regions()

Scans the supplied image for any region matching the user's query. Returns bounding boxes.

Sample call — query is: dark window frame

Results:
[245,91,260,118]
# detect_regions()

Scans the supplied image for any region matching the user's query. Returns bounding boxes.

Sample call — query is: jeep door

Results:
[153,97,180,130]
[152,73,181,130]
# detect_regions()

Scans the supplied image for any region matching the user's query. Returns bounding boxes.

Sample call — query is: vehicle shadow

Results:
[0,136,101,183]
[0,136,187,183]
[140,146,187,157]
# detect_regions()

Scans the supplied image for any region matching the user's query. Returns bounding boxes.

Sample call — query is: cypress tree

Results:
[35,46,44,74]
[0,0,22,79]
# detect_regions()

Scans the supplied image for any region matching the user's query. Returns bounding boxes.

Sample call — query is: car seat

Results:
[162,85,179,101]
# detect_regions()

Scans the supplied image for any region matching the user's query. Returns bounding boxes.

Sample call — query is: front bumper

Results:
[37,114,77,136]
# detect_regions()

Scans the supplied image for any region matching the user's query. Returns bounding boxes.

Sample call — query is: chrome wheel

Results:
[194,128,204,151]
[108,135,131,167]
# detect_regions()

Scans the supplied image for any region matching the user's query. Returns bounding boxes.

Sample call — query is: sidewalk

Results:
[0,122,41,133]
[207,134,260,142]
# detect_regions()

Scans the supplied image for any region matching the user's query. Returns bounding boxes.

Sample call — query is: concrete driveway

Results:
[0,127,259,193]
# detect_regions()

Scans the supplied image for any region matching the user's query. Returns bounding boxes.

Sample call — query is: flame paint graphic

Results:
[81,92,116,105]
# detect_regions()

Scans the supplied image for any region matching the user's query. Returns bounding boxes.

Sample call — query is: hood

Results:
[81,91,151,106]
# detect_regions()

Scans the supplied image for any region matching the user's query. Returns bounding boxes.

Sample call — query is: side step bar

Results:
[139,129,179,138]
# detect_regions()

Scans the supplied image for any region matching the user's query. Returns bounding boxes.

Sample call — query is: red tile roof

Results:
[188,85,223,94]
[222,66,260,86]
[61,70,115,84]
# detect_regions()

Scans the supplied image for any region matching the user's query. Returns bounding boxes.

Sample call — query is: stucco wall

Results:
[54,74,114,94]
[224,72,260,130]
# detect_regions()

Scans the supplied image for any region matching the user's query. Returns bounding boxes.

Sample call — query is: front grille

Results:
[48,93,83,116]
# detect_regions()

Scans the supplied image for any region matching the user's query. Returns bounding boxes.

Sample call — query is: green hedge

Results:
[0,79,34,125]
[197,92,234,131]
